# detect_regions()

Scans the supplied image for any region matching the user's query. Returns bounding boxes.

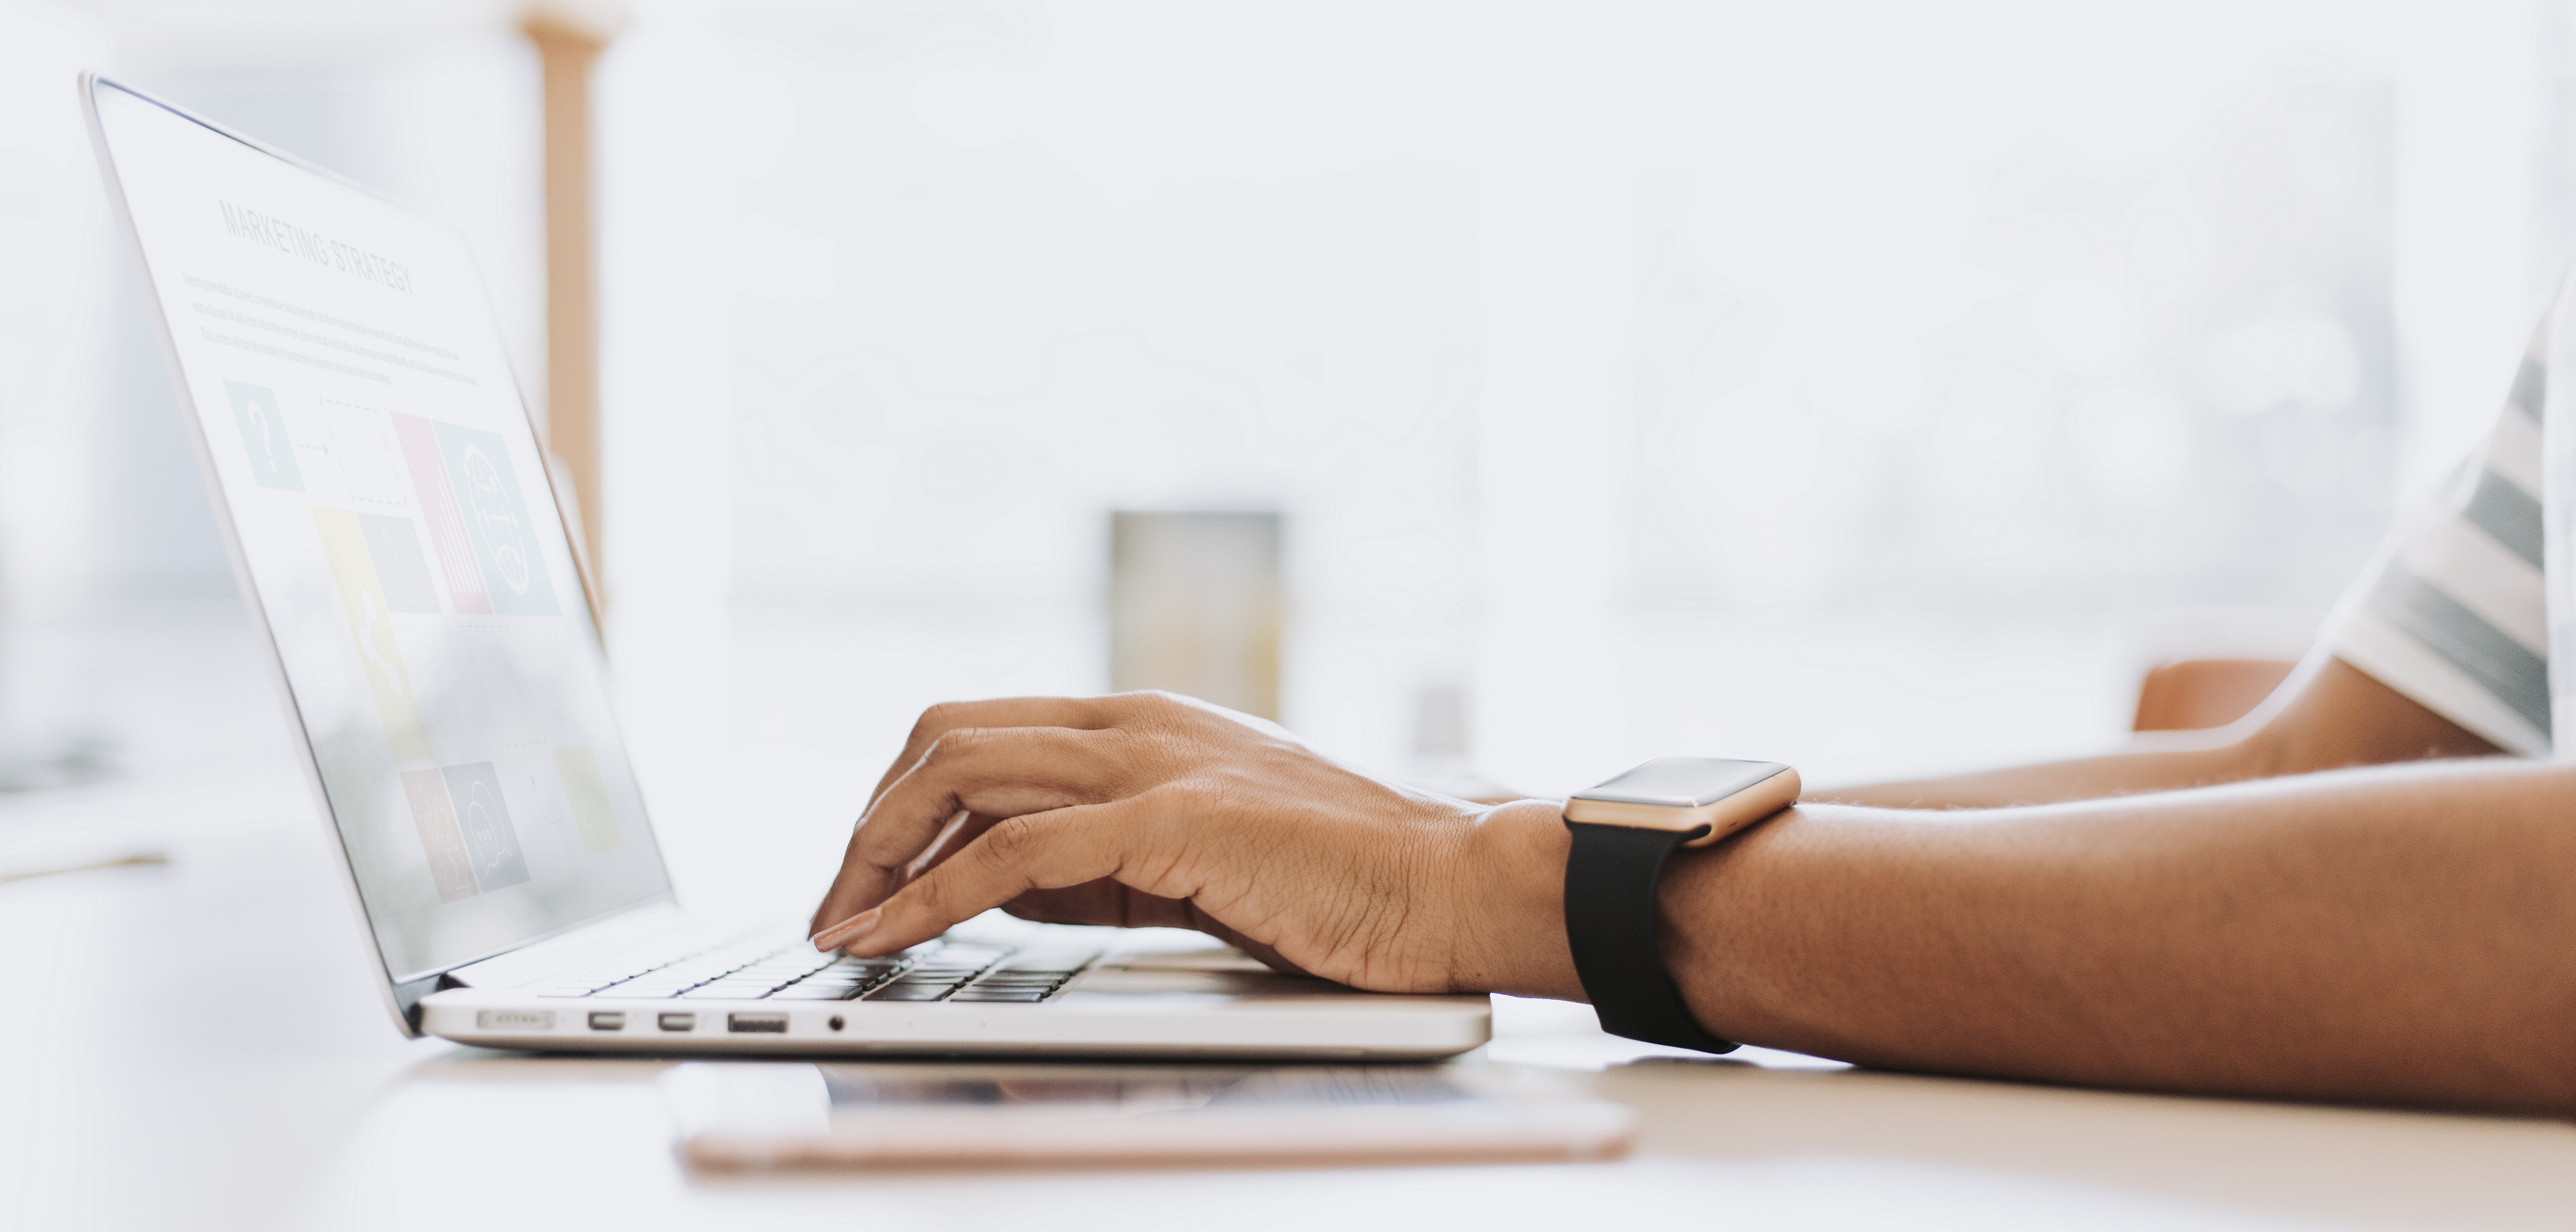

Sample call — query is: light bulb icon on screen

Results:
[224,382,301,492]
[460,444,533,593]
[249,394,290,485]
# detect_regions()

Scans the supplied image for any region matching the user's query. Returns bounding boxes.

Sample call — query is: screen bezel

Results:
[79,72,679,1036]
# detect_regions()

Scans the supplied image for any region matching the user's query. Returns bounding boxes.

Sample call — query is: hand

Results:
[806,692,1580,997]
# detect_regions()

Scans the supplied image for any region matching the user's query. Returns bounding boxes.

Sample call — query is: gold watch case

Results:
[1562,758,1801,848]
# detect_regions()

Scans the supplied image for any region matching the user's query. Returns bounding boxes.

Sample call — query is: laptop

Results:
[81,74,1489,1059]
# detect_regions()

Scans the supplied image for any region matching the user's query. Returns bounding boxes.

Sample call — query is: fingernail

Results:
[811,908,881,951]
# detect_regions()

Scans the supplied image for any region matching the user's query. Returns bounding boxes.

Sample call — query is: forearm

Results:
[1659,757,2576,1113]
[1810,729,2258,809]
[1813,658,2503,810]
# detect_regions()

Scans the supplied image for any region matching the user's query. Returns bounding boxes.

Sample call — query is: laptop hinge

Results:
[394,972,451,1033]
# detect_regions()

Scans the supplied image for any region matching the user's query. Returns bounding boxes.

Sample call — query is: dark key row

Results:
[839,949,1096,1004]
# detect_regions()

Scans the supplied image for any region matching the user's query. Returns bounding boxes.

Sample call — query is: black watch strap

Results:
[1562,819,1738,1053]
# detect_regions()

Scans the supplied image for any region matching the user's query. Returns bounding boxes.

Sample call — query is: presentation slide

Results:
[94,84,670,982]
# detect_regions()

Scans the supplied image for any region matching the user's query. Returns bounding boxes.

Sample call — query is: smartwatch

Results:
[1562,757,1801,1053]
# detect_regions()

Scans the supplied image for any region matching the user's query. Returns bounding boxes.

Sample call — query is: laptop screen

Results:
[89,79,673,982]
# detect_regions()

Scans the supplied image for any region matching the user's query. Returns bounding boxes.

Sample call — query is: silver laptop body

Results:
[82,74,1488,1060]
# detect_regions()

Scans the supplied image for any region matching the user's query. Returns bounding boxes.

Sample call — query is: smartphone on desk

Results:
[664,1061,1634,1169]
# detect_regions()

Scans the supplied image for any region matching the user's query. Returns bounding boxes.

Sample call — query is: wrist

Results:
[1451,797,1584,999]
[1654,801,1835,1045]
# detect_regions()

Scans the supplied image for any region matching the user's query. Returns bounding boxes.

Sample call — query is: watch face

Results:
[1573,757,1789,808]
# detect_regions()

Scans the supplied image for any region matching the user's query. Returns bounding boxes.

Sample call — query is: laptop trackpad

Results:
[1072,944,1339,998]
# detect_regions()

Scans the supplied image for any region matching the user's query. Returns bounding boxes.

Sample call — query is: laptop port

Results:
[728,1012,788,1034]
[657,1012,696,1032]
[587,1012,626,1031]
[474,1010,554,1030]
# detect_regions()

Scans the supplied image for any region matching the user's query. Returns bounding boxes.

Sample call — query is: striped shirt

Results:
[2332,325,2555,755]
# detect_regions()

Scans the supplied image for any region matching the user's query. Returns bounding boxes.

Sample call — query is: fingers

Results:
[805,807,993,941]
[810,726,1122,938]
[813,691,1236,941]
[820,804,1131,955]
[910,810,1003,880]
[861,697,1116,813]
[856,726,1124,870]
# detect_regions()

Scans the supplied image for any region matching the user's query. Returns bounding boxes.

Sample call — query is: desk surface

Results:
[3,778,2569,1232]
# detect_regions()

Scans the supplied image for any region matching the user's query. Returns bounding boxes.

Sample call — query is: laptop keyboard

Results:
[539,940,1100,1004]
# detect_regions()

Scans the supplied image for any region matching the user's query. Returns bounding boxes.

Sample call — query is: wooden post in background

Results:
[521,4,620,614]
[1109,511,1285,721]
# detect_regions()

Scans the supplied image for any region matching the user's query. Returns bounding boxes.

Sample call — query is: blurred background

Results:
[0,0,2568,913]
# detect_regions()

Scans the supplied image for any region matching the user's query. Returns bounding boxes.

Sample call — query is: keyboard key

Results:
[770,986,862,1000]
[950,988,1049,1002]
[998,954,1097,973]
[866,983,957,1001]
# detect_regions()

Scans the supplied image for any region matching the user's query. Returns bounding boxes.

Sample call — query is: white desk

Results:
[3,779,2569,1232]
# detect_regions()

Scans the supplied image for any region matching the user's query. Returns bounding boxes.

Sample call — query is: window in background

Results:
[700,1,2478,846]
[1,2,2569,923]
[1611,51,2403,788]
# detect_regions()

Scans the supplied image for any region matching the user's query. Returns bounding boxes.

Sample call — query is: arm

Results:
[1814,658,2503,809]
[810,692,2574,1115]
[1582,754,2576,1112]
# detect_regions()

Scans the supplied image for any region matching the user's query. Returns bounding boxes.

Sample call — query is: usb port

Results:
[587,1012,626,1031]
[727,1012,788,1034]
[657,1012,696,1032]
